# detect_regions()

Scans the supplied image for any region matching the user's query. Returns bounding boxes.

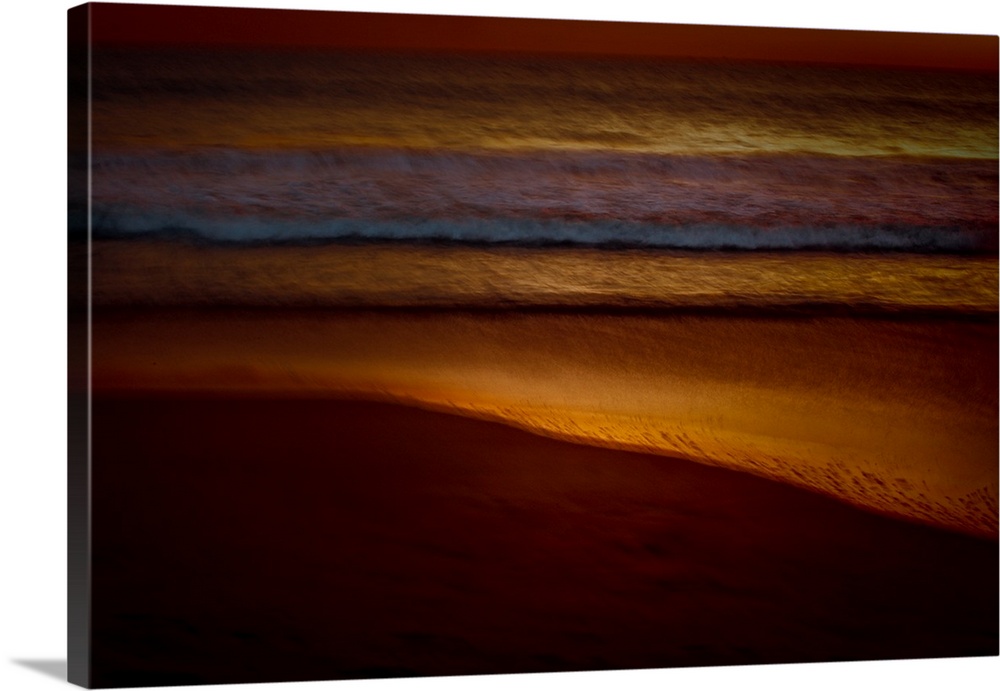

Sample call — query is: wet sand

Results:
[90,395,998,687]
[90,308,999,538]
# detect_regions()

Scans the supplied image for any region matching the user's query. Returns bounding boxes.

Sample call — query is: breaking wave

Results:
[82,147,999,252]
[88,214,994,253]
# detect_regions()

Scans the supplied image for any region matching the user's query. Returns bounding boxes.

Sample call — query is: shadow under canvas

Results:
[12,659,68,682]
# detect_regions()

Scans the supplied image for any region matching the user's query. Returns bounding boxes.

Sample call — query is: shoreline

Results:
[89,395,997,686]
[90,386,1000,540]
[88,307,999,539]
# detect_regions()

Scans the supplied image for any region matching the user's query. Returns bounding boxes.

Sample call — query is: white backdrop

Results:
[3,1,997,690]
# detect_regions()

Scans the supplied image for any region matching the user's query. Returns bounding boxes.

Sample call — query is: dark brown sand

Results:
[88,395,997,687]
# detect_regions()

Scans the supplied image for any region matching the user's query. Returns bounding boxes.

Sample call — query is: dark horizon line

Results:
[85,40,1000,75]
[75,4,1000,73]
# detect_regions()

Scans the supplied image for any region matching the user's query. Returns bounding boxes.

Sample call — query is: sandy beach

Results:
[89,394,997,687]
[90,306,998,539]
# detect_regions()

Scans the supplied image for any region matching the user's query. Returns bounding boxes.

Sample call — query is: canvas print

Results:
[68,3,998,688]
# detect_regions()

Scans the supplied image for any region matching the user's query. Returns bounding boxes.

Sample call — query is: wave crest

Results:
[86,148,999,252]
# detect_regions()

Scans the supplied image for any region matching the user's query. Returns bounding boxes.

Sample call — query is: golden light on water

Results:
[89,45,998,160]
[89,242,999,313]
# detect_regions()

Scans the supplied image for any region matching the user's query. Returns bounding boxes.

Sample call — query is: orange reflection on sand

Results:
[91,309,998,538]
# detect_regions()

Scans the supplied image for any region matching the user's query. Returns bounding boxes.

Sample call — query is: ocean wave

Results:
[86,213,995,253]
[89,49,999,158]
[89,146,998,182]
[86,148,998,252]
[84,239,998,319]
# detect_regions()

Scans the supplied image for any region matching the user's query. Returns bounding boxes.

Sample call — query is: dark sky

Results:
[83,3,998,71]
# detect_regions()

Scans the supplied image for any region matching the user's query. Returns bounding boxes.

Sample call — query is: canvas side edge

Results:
[68,3,92,688]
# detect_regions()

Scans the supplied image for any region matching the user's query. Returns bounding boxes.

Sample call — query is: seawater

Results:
[81,47,999,538]
[78,50,997,248]
[86,241,997,314]
[85,49,997,157]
